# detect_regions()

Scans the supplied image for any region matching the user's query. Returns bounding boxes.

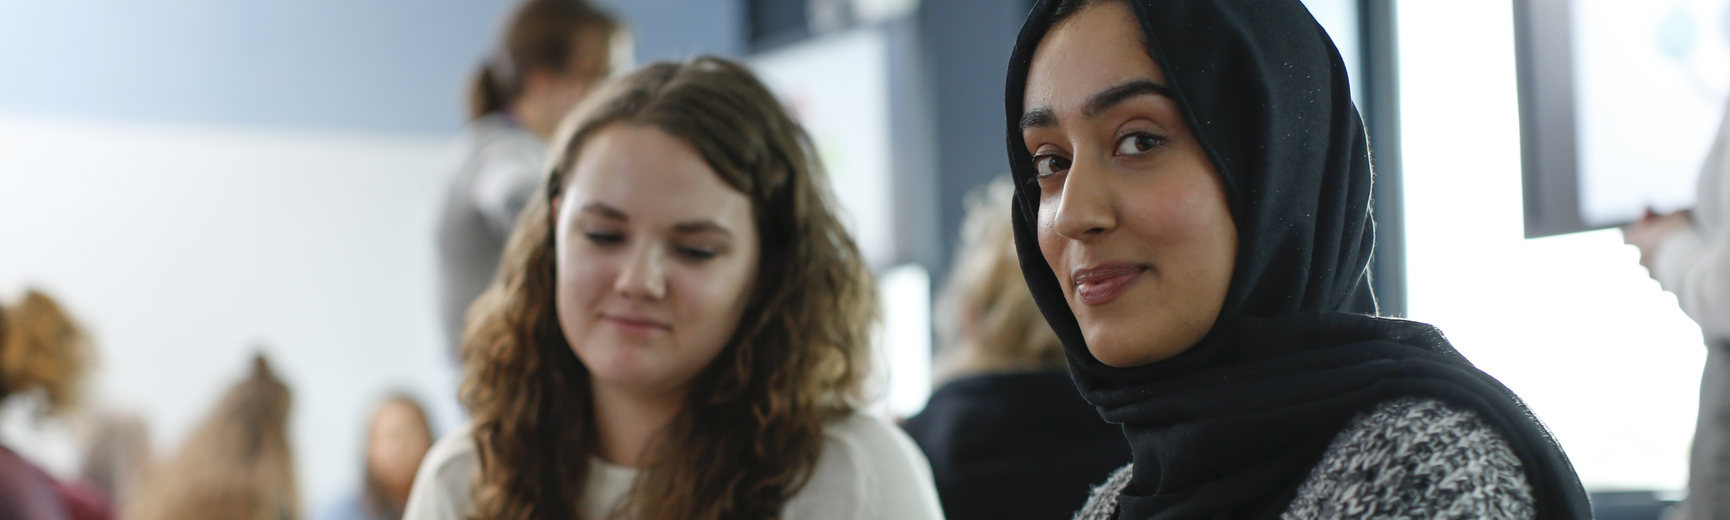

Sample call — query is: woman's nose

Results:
[1052,155,1117,241]
[613,244,668,300]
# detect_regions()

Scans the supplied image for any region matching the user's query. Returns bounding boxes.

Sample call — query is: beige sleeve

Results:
[402,422,480,520]
[782,413,945,520]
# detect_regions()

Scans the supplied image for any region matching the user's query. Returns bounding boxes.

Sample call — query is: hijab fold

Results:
[1003,1,1590,518]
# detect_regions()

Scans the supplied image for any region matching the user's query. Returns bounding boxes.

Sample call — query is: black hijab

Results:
[1003,1,1591,518]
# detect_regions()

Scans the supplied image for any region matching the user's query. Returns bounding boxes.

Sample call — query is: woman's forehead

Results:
[565,125,754,232]
[1023,2,1164,118]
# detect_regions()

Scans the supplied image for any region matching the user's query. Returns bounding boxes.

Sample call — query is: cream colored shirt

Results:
[401,412,945,520]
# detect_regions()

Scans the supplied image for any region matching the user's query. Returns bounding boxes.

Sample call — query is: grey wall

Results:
[915,0,1035,287]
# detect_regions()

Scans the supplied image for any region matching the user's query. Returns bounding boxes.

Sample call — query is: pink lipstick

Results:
[1071,264,1148,306]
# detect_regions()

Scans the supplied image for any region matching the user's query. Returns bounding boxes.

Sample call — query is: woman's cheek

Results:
[1036,206,1071,291]
[562,251,614,311]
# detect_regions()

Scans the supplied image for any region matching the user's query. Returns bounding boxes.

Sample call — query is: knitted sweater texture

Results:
[1071,397,1536,520]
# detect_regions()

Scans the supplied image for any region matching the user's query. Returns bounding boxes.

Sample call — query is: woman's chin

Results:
[1083,331,1189,368]
[1087,344,1154,368]
[588,367,677,396]
[578,348,655,389]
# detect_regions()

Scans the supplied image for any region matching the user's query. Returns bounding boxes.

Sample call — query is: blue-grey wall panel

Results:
[0,0,514,134]
[919,0,1032,286]
[0,0,745,134]
[595,0,746,63]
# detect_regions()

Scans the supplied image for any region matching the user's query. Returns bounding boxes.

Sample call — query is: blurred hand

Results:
[1623,208,1693,273]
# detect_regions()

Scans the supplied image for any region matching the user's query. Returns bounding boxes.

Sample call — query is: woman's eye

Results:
[1114,132,1164,156]
[584,231,624,245]
[1034,154,1072,178]
[676,247,718,261]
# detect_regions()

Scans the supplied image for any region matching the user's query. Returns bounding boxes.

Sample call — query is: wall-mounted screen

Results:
[1517,0,1730,238]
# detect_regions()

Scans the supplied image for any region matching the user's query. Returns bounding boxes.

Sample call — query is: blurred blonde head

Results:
[0,289,92,415]
[131,354,298,520]
[934,177,1066,382]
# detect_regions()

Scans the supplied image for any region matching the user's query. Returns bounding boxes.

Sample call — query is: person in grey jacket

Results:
[1003,0,1591,518]
[1625,102,1730,520]
[437,0,619,358]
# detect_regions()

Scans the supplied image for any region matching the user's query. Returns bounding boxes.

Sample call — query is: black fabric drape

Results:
[1002,1,1591,518]
[903,371,1131,520]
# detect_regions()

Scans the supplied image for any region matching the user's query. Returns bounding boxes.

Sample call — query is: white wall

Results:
[1299,0,1362,104]
[0,113,464,510]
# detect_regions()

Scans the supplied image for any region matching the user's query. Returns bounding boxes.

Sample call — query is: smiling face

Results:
[1021,1,1238,368]
[554,123,760,398]
[365,400,431,511]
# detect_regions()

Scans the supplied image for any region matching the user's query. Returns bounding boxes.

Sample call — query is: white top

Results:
[401,412,945,520]
[1657,107,1730,342]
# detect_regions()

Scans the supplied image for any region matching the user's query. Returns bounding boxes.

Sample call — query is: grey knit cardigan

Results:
[1072,397,1537,520]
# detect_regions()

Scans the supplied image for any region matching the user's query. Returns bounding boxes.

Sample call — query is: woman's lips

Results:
[1072,264,1148,306]
[601,314,673,335]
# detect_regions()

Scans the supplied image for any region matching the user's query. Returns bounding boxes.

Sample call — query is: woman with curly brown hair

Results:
[403,56,943,520]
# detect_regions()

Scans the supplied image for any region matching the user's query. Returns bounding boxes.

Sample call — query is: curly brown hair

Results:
[460,56,877,520]
[0,289,92,415]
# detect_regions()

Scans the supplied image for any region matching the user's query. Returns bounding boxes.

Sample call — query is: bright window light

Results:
[1401,0,1706,492]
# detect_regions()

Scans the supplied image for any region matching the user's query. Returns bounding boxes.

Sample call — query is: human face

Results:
[1021,1,1238,368]
[365,401,431,509]
[554,124,759,398]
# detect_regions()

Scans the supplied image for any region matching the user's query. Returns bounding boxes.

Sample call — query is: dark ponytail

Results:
[470,63,514,120]
[467,0,622,120]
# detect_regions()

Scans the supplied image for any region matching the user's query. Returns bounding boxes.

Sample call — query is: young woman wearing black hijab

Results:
[1005,1,1592,518]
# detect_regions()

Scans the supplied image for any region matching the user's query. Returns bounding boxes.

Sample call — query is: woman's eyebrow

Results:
[672,220,733,238]
[1020,79,1177,131]
[1020,107,1058,130]
[581,202,628,220]
[1082,79,1176,119]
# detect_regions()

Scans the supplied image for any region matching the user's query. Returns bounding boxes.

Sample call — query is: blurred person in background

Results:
[130,354,297,520]
[438,0,623,360]
[1008,1,1589,518]
[902,176,1129,520]
[1625,107,1730,519]
[78,411,153,515]
[405,57,943,520]
[0,289,113,520]
[319,395,435,520]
